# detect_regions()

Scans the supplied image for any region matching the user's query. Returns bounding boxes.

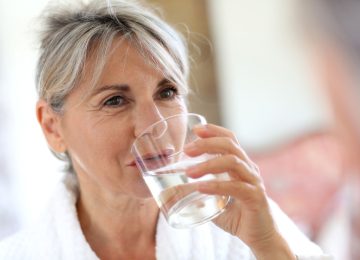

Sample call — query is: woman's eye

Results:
[103,96,127,107]
[158,87,178,100]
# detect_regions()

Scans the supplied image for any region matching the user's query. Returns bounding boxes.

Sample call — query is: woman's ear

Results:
[36,99,67,153]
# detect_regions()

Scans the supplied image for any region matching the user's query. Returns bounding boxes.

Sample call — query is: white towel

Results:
[0,173,331,259]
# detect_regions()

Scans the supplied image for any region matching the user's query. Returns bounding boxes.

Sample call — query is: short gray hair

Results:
[36,0,189,111]
[36,0,189,169]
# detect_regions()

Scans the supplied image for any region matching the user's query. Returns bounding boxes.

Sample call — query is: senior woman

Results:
[0,0,329,259]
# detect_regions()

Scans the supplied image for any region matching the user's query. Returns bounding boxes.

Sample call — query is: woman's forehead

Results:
[74,39,162,97]
[86,38,164,83]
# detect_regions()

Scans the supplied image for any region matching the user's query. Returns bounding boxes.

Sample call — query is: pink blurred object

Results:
[252,132,345,239]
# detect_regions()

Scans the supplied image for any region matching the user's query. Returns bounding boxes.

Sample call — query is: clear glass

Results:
[132,113,230,228]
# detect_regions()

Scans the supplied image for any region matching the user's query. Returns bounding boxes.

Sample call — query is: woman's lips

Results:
[128,161,137,167]
[129,148,175,169]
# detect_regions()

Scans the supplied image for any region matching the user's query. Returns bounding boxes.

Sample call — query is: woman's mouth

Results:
[129,148,175,170]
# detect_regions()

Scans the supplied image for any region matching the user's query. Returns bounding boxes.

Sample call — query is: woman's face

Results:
[57,39,187,198]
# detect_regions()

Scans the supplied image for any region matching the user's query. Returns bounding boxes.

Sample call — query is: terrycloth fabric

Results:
[0,174,332,260]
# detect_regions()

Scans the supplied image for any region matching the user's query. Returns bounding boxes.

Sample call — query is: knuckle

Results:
[202,158,213,169]
[248,185,267,205]
[229,132,238,142]
[214,181,221,189]
[250,162,260,173]
[256,183,266,194]
[224,136,237,148]
[224,128,236,139]
[251,172,264,186]
[226,154,240,165]
[254,184,267,202]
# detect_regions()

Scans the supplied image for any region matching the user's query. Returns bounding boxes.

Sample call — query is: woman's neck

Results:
[76,185,159,260]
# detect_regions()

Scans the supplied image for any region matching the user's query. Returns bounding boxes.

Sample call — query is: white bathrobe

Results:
[0,174,332,259]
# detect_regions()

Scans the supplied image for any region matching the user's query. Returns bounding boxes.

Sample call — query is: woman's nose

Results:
[133,102,165,138]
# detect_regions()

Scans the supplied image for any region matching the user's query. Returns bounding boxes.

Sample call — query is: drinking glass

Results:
[132,113,230,228]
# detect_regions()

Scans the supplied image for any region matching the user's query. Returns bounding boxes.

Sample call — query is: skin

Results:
[36,38,295,260]
[185,125,295,259]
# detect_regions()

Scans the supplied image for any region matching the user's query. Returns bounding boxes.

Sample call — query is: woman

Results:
[0,0,329,259]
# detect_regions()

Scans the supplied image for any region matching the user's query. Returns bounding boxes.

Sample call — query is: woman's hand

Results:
[184,124,296,260]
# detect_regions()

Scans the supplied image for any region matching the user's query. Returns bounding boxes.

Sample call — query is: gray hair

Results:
[36,0,189,170]
[37,0,189,111]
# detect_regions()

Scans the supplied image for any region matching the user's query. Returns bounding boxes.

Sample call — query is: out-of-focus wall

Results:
[207,0,331,152]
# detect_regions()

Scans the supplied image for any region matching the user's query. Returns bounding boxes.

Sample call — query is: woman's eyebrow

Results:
[91,84,130,97]
[157,78,172,87]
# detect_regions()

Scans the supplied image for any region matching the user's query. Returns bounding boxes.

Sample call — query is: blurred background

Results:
[0,0,358,259]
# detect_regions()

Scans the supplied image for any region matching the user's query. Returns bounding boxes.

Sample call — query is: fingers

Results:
[193,124,238,141]
[185,136,243,159]
[196,180,267,210]
[189,124,253,164]
[185,123,261,180]
[186,154,260,185]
